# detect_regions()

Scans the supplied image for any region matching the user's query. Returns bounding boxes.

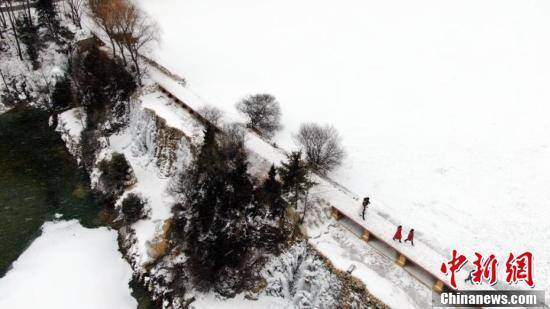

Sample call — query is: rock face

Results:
[130,106,192,178]
[55,107,87,164]
[56,101,193,179]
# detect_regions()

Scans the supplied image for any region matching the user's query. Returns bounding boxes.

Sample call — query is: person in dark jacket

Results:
[393,225,403,242]
[361,197,370,220]
[404,228,415,246]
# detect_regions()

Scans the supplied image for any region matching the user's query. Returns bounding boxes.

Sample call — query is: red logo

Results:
[440,251,535,289]
[506,252,534,288]
[440,250,468,289]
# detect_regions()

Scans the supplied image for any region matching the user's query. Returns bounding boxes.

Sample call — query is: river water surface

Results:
[0,106,155,308]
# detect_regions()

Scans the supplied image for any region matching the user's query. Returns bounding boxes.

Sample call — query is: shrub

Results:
[98,152,131,194]
[50,74,72,112]
[121,193,146,224]
[197,105,224,126]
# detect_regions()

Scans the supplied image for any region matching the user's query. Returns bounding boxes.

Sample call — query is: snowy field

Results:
[138,0,550,294]
[0,220,136,309]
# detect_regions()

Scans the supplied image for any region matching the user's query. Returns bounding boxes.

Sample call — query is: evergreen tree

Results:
[35,0,60,39]
[219,145,254,267]
[121,193,146,224]
[184,126,257,294]
[258,165,286,219]
[97,152,131,196]
[75,45,136,126]
[168,203,187,244]
[50,74,72,111]
[185,126,231,285]
[279,151,312,209]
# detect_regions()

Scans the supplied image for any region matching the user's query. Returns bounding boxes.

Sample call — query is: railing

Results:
[330,206,453,294]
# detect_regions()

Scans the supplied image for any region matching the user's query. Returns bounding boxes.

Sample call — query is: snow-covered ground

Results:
[137,0,550,295]
[190,294,287,309]
[0,220,136,309]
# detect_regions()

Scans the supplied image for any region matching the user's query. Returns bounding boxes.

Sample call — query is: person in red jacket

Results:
[404,229,414,246]
[393,225,403,243]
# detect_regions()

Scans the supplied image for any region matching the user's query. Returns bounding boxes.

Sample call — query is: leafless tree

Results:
[294,123,345,174]
[221,123,246,147]
[23,0,32,27]
[88,0,120,59]
[113,2,159,84]
[0,3,5,39]
[0,67,10,92]
[0,1,7,30]
[235,93,281,138]
[66,0,83,28]
[88,0,159,83]
[5,0,22,60]
[197,104,224,126]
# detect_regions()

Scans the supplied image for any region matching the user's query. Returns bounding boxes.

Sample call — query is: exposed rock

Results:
[130,107,192,178]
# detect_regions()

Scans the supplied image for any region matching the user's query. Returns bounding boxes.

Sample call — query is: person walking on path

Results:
[361,197,370,220]
[393,225,403,242]
[404,228,415,246]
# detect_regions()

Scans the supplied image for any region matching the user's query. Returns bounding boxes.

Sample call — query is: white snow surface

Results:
[190,294,287,309]
[0,220,136,309]
[57,107,86,141]
[137,0,550,296]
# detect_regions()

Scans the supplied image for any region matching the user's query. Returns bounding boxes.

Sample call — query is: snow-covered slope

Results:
[137,0,550,296]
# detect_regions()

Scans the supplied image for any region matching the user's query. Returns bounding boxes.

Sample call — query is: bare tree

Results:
[0,1,5,39]
[221,123,246,148]
[113,2,159,84]
[5,0,23,60]
[235,94,281,138]
[197,104,224,126]
[66,0,83,28]
[24,0,32,28]
[0,1,7,30]
[294,123,345,174]
[88,0,159,83]
[88,0,120,59]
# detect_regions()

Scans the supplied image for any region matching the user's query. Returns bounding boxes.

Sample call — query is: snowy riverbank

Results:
[0,220,136,309]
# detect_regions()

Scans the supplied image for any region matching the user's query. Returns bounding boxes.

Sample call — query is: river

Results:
[0,106,156,308]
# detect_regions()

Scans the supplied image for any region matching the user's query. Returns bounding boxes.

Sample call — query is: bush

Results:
[294,123,345,174]
[235,94,281,138]
[197,105,224,126]
[98,152,131,195]
[121,193,146,224]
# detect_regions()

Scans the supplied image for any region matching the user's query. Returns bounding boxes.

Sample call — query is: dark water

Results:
[0,106,156,307]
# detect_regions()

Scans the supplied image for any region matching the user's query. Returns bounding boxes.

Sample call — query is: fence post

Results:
[432,280,445,293]
[396,254,407,267]
[331,207,343,220]
[361,229,370,242]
